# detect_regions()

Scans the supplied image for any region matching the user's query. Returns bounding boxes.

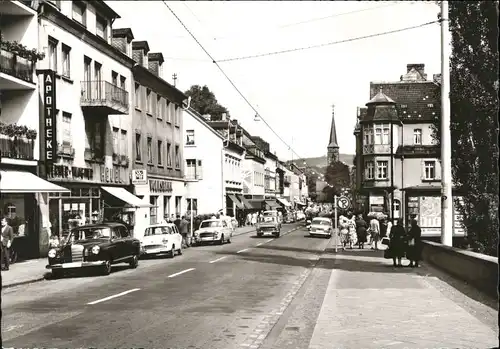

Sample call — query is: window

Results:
[166,143,172,167]
[186,159,196,179]
[120,130,127,156]
[120,76,126,90]
[382,127,390,144]
[135,133,142,162]
[374,127,382,145]
[48,37,57,71]
[376,161,388,180]
[96,15,107,39]
[147,137,153,164]
[166,100,171,123]
[363,127,373,145]
[112,71,118,86]
[427,103,434,108]
[150,196,158,225]
[112,127,119,154]
[365,161,374,180]
[134,83,140,108]
[62,112,72,144]
[424,161,436,180]
[174,105,180,126]
[85,121,103,156]
[62,44,71,77]
[186,130,195,145]
[156,95,162,118]
[400,104,408,109]
[72,1,86,25]
[374,125,390,144]
[146,89,152,113]
[157,140,163,166]
[164,196,171,218]
[174,145,180,169]
[413,129,422,145]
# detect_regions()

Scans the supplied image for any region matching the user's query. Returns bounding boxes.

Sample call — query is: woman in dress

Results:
[339,216,350,250]
[355,214,368,249]
[348,216,358,247]
[406,219,422,267]
[389,219,407,267]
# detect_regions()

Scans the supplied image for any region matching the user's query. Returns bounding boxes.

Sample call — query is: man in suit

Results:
[1,217,14,271]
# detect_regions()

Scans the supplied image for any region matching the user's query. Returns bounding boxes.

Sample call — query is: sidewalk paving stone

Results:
[308,251,498,349]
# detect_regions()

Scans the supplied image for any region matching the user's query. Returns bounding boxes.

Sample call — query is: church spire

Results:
[327,104,339,165]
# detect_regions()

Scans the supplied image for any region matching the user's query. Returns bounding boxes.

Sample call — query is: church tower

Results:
[327,104,339,165]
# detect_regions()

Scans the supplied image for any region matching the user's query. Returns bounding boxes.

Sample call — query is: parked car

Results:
[309,217,333,238]
[296,211,306,221]
[256,215,281,238]
[140,223,183,258]
[193,219,232,245]
[46,222,140,277]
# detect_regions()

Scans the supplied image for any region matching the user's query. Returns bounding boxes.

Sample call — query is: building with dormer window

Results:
[354,63,464,239]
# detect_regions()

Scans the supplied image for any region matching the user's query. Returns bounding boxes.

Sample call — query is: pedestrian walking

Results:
[1,217,14,271]
[388,219,406,268]
[406,219,422,267]
[355,214,368,249]
[348,215,358,246]
[339,216,351,250]
[369,215,381,250]
[180,216,189,248]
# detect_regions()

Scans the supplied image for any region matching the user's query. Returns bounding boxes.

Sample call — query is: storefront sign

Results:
[149,179,173,193]
[43,70,57,164]
[131,169,147,185]
[369,196,384,205]
[47,164,94,181]
[100,166,127,184]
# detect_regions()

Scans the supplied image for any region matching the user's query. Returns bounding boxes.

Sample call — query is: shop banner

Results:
[43,70,57,164]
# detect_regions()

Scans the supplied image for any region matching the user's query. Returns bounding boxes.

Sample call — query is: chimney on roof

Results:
[148,52,164,77]
[112,28,134,57]
[405,63,427,80]
[132,41,150,67]
[433,73,442,84]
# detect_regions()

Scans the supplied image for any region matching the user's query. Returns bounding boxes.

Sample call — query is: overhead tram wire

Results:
[162,1,304,160]
[218,20,439,63]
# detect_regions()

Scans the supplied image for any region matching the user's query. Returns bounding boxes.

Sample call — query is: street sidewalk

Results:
[308,248,498,348]
[1,225,258,289]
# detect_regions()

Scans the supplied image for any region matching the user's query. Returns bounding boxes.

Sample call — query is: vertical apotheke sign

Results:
[44,70,57,164]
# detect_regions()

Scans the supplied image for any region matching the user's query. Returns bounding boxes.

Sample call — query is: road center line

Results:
[209,256,227,264]
[237,248,249,253]
[168,268,195,278]
[87,288,140,305]
[256,242,264,246]
[265,239,274,243]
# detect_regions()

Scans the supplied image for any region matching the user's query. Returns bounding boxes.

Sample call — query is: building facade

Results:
[0,0,69,259]
[240,128,266,201]
[354,63,464,239]
[251,136,278,200]
[128,39,187,239]
[182,107,224,216]
[35,0,152,254]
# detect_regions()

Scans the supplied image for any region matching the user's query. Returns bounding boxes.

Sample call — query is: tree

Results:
[322,161,351,202]
[430,1,499,256]
[184,85,229,120]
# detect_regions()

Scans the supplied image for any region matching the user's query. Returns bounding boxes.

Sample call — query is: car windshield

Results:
[200,220,221,228]
[260,216,277,223]
[312,219,330,226]
[145,226,171,236]
[263,212,276,217]
[69,227,112,242]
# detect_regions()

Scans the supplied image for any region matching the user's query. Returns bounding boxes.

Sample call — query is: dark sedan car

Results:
[46,222,140,277]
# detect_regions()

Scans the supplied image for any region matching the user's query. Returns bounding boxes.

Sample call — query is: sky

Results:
[107,0,442,160]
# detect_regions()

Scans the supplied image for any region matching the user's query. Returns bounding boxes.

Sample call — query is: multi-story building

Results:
[127,39,188,238]
[0,0,69,259]
[203,117,246,218]
[182,107,225,216]
[240,127,267,209]
[251,136,281,210]
[354,63,464,239]
[35,1,150,247]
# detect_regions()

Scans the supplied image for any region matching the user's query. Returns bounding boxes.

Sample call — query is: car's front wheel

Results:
[129,254,139,268]
[102,258,112,275]
[218,234,224,245]
[169,245,175,258]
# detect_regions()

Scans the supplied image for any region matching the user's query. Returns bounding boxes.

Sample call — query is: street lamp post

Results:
[390,120,395,223]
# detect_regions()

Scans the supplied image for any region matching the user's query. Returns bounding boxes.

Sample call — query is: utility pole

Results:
[172,73,178,87]
[440,0,453,246]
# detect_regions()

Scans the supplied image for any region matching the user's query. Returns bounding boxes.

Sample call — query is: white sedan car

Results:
[140,223,183,258]
[309,217,333,238]
[193,219,232,245]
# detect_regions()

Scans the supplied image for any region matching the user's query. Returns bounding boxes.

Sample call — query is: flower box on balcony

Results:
[57,144,75,158]
[120,155,130,167]
[112,152,120,164]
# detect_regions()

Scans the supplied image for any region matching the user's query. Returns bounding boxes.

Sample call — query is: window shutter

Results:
[420,159,425,181]
[197,160,203,180]
[435,160,441,180]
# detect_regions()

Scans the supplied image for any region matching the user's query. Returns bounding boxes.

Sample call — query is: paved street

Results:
[2,222,498,349]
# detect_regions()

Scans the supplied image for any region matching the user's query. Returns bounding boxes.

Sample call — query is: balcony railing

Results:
[396,145,440,157]
[362,144,391,154]
[0,136,34,160]
[80,80,129,115]
[0,48,35,84]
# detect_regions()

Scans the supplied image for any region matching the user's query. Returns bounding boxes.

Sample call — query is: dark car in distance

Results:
[46,222,140,277]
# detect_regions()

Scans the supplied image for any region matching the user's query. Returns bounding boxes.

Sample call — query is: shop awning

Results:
[238,195,260,210]
[265,200,281,210]
[294,199,306,206]
[101,186,153,208]
[248,200,264,210]
[0,170,69,193]
[277,198,292,207]
[228,194,244,210]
